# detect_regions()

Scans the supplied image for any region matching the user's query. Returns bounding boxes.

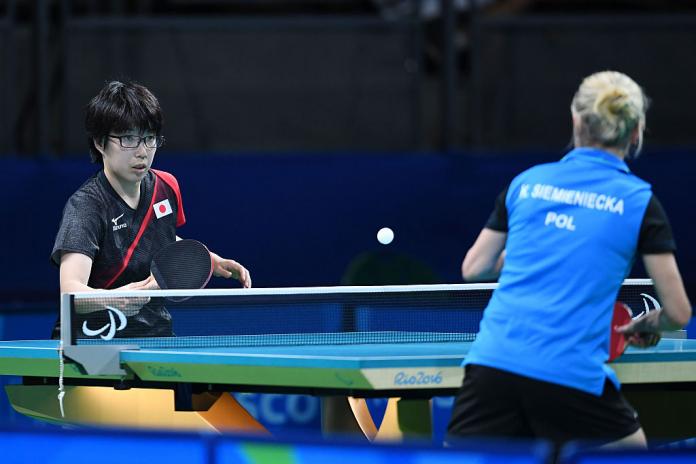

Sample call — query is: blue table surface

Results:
[1,338,696,369]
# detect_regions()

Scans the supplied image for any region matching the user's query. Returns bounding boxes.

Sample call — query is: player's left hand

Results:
[125,274,160,291]
[211,254,252,288]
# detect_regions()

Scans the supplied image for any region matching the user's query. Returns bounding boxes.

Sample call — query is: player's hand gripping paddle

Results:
[151,239,214,291]
[608,301,633,362]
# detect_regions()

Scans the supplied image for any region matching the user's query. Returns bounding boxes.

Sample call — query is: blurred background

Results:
[1,0,696,433]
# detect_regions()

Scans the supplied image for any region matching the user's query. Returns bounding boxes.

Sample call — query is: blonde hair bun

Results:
[594,87,632,118]
[571,71,648,156]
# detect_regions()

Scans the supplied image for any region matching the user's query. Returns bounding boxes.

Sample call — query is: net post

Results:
[60,292,74,347]
[57,292,75,418]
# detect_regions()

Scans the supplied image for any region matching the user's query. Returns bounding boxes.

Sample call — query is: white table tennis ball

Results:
[377,227,394,245]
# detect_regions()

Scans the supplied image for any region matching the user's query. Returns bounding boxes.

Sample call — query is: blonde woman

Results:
[447,71,691,447]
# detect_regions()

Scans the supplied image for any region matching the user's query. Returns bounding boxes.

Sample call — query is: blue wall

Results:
[1,150,695,300]
[1,150,695,432]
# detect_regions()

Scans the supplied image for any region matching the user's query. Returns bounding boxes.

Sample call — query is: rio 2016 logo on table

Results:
[394,371,443,386]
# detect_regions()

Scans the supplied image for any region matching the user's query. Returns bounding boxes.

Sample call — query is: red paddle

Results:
[608,301,633,362]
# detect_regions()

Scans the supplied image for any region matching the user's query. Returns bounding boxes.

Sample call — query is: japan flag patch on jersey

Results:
[153,199,173,219]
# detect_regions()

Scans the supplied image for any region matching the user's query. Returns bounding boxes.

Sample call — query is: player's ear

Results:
[93,137,107,156]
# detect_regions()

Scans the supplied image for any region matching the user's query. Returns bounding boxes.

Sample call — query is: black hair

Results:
[85,80,163,164]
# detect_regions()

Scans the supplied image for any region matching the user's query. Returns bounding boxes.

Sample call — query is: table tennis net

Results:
[64,280,659,349]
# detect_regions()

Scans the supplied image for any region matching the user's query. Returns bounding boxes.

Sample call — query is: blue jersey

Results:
[465,148,653,395]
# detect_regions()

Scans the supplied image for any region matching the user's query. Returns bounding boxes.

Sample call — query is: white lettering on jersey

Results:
[519,184,530,199]
[522,184,624,215]
[544,211,576,231]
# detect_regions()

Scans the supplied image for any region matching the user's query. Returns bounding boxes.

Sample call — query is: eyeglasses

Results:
[108,134,165,149]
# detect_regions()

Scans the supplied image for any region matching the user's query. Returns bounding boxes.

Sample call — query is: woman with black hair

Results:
[51,80,250,338]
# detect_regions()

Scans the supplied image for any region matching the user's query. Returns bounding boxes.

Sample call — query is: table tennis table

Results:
[2,335,696,439]
[2,280,695,440]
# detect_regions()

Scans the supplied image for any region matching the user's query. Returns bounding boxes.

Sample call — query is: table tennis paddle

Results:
[608,301,633,362]
[151,239,214,290]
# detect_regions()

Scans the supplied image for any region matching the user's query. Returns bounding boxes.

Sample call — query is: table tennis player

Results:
[447,71,691,448]
[50,80,251,338]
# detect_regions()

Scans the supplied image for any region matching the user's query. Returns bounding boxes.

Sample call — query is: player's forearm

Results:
[59,252,95,293]
[635,308,684,333]
[60,279,95,293]
[657,309,686,331]
[655,292,691,331]
[60,279,107,314]
[643,253,692,329]
[461,229,507,282]
[462,251,502,281]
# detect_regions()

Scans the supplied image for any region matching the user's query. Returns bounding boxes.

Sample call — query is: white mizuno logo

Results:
[111,213,124,225]
[82,306,128,340]
[111,213,127,232]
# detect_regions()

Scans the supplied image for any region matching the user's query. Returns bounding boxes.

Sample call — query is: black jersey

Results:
[51,169,186,338]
